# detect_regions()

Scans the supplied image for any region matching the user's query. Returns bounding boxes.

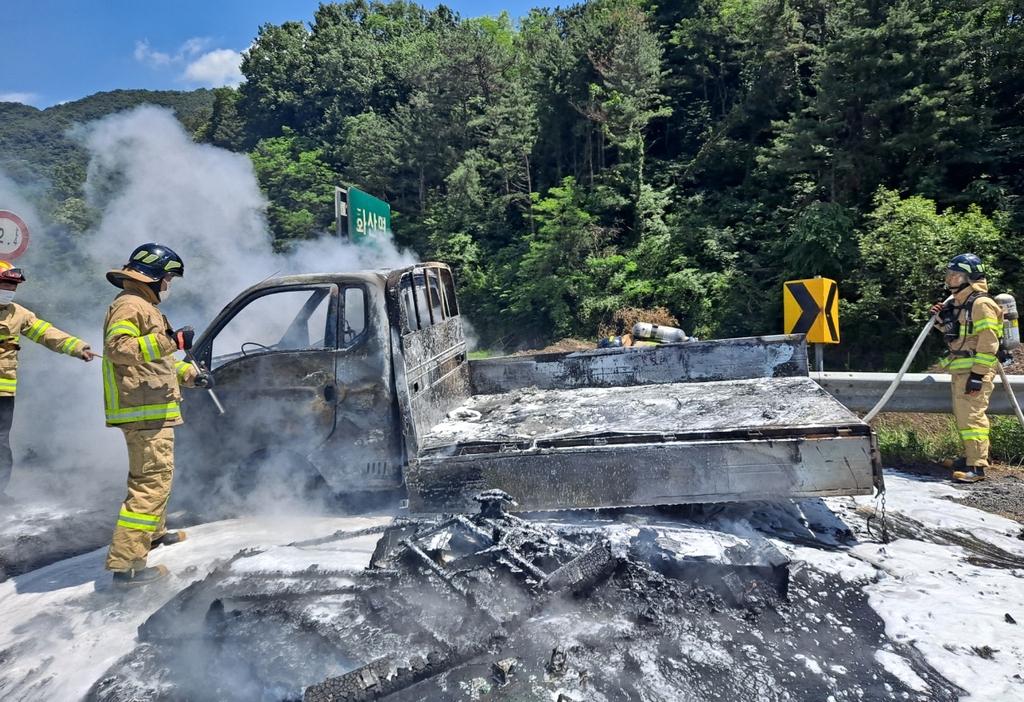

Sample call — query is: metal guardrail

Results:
[811,371,1024,415]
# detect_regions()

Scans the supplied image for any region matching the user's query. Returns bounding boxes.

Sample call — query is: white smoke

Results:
[0,171,40,232]
[4,105,416,509]
[76,104,274,303]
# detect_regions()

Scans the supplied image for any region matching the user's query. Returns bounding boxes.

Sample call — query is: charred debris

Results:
[87,492,960,702]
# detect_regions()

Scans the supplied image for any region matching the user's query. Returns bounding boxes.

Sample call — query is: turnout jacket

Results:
[103,280,197,429]
[938,281,1004,376]
[0,302,90,396]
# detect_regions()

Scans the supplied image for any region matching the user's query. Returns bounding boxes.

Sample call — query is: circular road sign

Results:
[0,210,30,260]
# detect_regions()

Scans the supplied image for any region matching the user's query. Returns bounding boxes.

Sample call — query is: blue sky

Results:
[2,0,543,109]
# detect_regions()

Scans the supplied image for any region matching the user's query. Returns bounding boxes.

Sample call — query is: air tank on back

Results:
[995,293,1020,351]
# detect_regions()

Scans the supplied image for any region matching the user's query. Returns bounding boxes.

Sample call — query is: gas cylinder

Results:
[632,322,688,344]
[995,293,1020,351]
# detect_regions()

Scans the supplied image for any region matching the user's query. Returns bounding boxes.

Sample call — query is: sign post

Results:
[335,187,349,239]
[0,210,30,260]
[334,186,390,245]
[783,276,840,371]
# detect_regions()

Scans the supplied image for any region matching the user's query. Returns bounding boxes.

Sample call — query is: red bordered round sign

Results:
[0,210,30,261]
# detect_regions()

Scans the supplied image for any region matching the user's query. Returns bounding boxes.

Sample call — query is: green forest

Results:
[2,0,1023,367]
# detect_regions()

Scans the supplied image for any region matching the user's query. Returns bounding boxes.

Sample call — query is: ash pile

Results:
[87,492,959,702]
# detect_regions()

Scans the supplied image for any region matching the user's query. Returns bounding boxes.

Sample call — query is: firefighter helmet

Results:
[126,243,184,280]
[107,243,184,289]
[947,253,985,281]
[0,261,25,285]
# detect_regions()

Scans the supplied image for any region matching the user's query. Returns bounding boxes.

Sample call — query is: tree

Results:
[249,129,341,247]
[195,88,249,151]
[848,188,1004,367]
[507,177,606,341]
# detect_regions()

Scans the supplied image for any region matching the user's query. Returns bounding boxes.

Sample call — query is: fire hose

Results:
[862,311,1024,432]
[185,350,225,415]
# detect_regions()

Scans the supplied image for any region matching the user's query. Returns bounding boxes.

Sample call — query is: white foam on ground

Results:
[1,473,1024,700]
[0,516,389,702]
[838,474,1024,699]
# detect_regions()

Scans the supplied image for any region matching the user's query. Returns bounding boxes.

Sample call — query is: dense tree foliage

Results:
[4,1,1024,367]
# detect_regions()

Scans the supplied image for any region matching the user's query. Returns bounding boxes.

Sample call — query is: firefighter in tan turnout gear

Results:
[0,261,98,499]
[103,243,214,587]
[931,253,1004,484]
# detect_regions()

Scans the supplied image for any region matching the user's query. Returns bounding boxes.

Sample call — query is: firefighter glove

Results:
[194,371,215,389]
[965,372,984,395]
[170,326,194,351]
[930,302,944,316]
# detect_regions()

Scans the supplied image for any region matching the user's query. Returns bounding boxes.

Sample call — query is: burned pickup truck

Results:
[176,262,883,513]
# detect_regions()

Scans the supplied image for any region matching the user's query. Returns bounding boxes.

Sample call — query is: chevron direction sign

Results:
[783,277,840,344]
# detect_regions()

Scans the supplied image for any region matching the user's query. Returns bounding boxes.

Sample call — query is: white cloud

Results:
[180,37,213,57]
[182,49,244,87]
[133,37,243,88]
[134,40,172,67]
[0,92,40,105]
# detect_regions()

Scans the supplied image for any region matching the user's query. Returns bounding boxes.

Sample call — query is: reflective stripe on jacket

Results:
[103,280,196,429]
[939,281,1004,375]
[0,302,90,396]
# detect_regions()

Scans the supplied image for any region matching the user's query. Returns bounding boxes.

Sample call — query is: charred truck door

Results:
[181,283,341,488]
[179,275,402,497]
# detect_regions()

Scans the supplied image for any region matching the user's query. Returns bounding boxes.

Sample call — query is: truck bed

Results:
[421,376,864,448]
[401,336,882,514]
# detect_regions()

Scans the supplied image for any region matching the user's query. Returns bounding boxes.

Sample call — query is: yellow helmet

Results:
[0,261,25,285]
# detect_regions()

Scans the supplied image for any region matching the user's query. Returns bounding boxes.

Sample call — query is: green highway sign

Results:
[336,186,390,244]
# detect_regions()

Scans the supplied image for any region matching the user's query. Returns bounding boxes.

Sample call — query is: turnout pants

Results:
[0,396,14,494]
[950,370,996,469]
[105,427,175,572]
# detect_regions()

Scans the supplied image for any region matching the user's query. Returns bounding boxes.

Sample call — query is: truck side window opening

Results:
[400,275,419,332]
[426,268,445,322]
[342,287,366,346]
[413,270,432,328]
[400,268,457,333]
[210,287,334,369]
[440,268,459,317]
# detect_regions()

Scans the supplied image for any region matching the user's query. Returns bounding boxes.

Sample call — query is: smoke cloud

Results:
[4,105,416,512]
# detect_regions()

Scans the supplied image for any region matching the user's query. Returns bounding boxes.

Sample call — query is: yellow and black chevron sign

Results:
[783,278,840,344]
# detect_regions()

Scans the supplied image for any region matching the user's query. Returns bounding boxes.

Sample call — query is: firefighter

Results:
[0,261,98,499]
[103,243,214,587]
[930,253,1003,483]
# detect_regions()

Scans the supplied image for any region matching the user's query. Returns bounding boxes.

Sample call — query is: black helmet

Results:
[947,253,984,281]
[106,243,185,290]
[126,243,184,280]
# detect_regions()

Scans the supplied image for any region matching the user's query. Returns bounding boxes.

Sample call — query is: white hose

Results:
[862,311,941,423]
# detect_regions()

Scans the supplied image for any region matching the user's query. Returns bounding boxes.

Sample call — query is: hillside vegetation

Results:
[2,0,1022,363]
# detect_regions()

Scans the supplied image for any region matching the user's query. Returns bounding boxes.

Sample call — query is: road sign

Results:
[783,277,840,344]
[335,186,390,245]
[0,210,30,260]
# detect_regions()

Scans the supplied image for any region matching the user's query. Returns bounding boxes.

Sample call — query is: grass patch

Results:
[990,415,1024,466]
[468,350,494,359]
[872,412,1024,466]
[871,413,960,463]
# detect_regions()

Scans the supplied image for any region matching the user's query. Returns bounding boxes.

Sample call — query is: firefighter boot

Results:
[952,466,987,483]
[943,457,967,471]
[112,564,169,588]
[150,530,187,550]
